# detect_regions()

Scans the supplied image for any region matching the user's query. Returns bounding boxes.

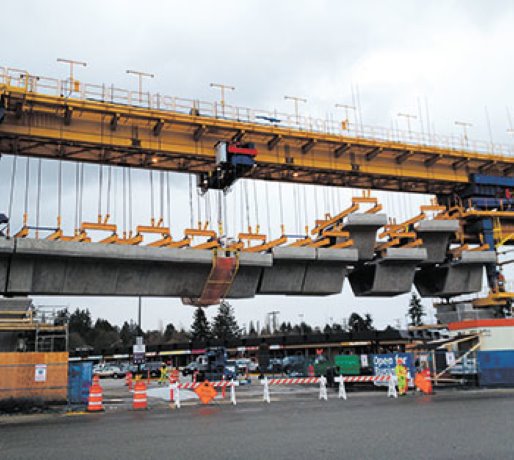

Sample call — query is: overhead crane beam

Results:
[2,73,514,195]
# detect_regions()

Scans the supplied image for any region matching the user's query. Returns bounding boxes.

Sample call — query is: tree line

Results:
[59,294,426,352]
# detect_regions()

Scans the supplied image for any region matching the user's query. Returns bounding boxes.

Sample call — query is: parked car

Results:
[182,361,200,377]
[282,355,306,375]
[236,358,258,372]
[140,361,165,378]
[225,360,239,375]
[267,358,283,373]
[93,365,126,379]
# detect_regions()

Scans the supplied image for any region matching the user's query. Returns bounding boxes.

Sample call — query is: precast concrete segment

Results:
[258,247,357,295]
[258,247,315,295]
[342,214,388,261]
[414,250,497,298]
[0,239,14,293]
[226,253,272,299]
[349,248,427,297]
[4,239,212,297]
[415,220,460,264]
[302,248,358,295]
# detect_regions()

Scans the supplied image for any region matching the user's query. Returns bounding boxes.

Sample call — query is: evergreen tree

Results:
[408,293,426,326]
[92,318,121,352]
[163,323,176,341]
[120,320,143,347]
[364,313,375,331]
[212,301,240,339]
[332,323,343,332]
[69,308,93,344]
[279,322,290,334]
[190,307,211,340]
[348,312,374,332]
[323,324,333,334]
[348,312,364,332]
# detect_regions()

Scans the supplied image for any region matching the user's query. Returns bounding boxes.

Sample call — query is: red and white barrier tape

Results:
[175,381,237,390]
[175,375,389,390]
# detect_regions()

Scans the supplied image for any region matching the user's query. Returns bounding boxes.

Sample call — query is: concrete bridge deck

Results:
[0,222,494,301]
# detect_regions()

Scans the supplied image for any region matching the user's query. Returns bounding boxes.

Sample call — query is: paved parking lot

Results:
[2,387,514,460]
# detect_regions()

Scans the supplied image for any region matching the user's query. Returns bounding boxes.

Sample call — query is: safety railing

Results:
[2,65,514,157]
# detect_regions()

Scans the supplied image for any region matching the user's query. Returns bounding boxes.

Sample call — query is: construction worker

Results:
[158,364,168,386]
[395,360,408,396]
[421,363,433,395]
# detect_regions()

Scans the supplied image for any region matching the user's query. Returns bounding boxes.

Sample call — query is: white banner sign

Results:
[446,352,456,367]
[35,364,47,382]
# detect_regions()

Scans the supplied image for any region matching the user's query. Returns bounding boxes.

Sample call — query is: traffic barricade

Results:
[260,375,395,403]
[171,379,239,408]
[125,371,133,390]
[132,380,148,410]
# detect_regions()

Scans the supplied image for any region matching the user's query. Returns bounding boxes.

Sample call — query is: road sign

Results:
[133,344,146,365]
[194,380,218,404]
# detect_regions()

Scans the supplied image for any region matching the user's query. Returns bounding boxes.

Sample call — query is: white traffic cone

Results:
[387,375,398,398]
[319,375,328,401]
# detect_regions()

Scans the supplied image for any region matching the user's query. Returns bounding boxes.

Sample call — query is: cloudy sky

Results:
[1,0,513,332]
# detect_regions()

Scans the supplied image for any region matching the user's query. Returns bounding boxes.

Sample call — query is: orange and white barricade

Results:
[125,371,133,390]
[169,368,180,403]
[319,375,328,401]
[87,375,104,412]
[260,375,395,403]
[172,379,238,408]
[132,380,148,410]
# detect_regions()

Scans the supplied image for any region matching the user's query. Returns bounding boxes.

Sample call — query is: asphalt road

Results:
[2,389,514,460]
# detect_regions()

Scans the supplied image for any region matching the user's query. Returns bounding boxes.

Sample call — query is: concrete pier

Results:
[257,247,358,295]
[416,220,459,264]
[342,214,388,261]
[349,248,427,296]
[414,251,496,298]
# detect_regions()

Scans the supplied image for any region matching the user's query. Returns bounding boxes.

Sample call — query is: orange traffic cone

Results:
[87,375,104,412]
[132,380,148,410]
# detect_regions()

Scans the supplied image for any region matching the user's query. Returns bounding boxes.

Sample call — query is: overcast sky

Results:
[1,0,513,332]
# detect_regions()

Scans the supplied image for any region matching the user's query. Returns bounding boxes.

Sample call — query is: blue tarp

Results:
[68,362,93,404]
[478,351,514,387]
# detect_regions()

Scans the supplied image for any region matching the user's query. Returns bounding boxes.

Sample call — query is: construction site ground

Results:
[2,384,514,459]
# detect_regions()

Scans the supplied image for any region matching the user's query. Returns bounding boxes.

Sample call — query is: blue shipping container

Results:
[68,362,93,404]
[478,351,514,387]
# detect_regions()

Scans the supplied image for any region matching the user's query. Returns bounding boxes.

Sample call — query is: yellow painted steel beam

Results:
[2,85,514,194]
